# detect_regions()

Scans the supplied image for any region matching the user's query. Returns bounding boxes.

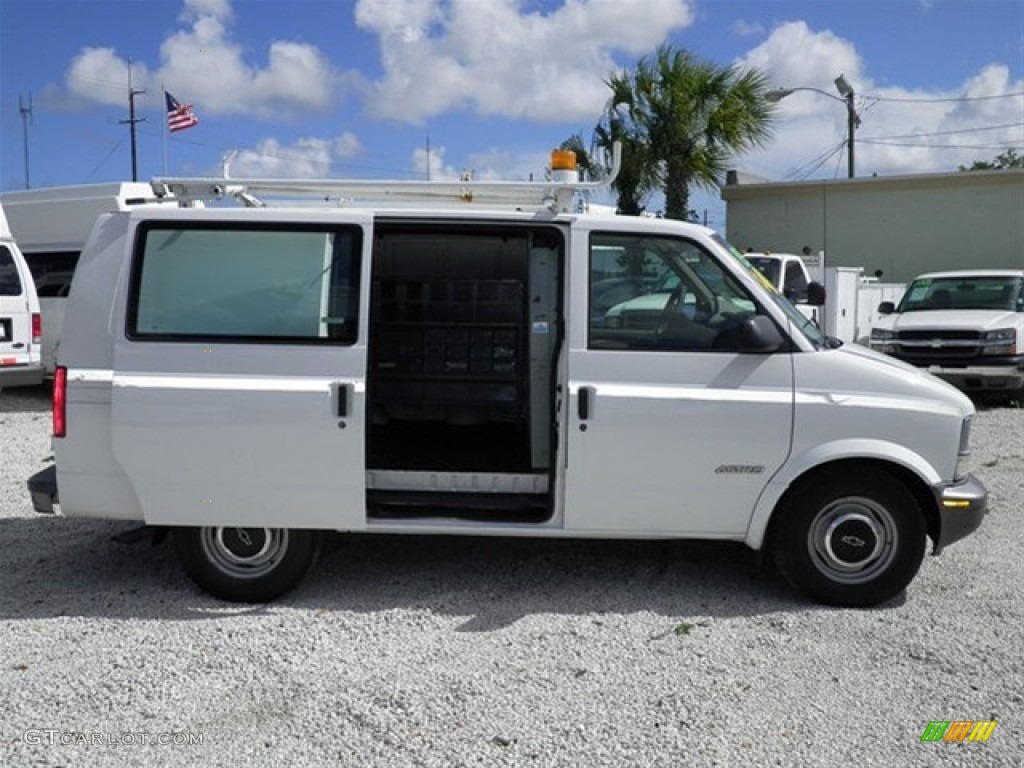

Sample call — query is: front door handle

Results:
[578,386,595,420]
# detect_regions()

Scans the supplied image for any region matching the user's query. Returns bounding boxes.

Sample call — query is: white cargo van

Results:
[0,183,183,374]
[0,203,43,389]
[27,155,987,606]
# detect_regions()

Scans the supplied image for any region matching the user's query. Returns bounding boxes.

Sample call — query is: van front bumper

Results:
[27,466,58,514]
[926,363,1024,393]
[931,473,987,555]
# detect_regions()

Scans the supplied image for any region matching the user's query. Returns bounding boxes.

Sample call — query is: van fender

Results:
[744,438,942,550]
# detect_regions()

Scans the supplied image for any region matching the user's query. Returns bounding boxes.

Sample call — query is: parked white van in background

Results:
[0,203,43,389]
[27,154,988,607]
[0,183,183,374]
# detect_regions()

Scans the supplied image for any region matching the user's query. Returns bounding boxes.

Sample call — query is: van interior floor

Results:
[367,421,531,473]
[366,491,551,523]
[366,421,550,523]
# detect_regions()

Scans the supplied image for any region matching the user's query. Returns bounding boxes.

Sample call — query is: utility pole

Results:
[119,61,146,182]
[833,75,859,179]
[18,93,33,189]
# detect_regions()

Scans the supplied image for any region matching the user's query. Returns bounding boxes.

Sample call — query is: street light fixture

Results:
[765,74,862,178]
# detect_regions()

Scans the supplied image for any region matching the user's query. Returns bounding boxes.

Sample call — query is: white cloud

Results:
[731,22,1024,180]
[355,0,695,123]
[411,143,460,180]
[63,47,149,107]
[228,133,363,177]
[733,19,765,38]
[738,21,864,99]
[181,0,232,21]
[55,0,351,118]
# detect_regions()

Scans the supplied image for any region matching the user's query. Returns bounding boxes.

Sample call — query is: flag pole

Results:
[162,86,168,175]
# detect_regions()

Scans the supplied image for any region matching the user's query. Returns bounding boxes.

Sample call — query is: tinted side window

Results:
[128,224,361,344]
[783,261,809,302]
[0,245,24,296]
[24,251,80,297]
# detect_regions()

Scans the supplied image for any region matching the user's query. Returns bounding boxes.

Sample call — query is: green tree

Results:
[559,121,657,216]
[607,44,776,220]
[958,148,1024,171]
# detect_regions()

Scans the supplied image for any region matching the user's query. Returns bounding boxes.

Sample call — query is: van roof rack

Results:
[151,144,620,214]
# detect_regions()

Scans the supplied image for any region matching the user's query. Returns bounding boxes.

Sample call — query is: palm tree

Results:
[608,44,776,220]
[559,123,656,216]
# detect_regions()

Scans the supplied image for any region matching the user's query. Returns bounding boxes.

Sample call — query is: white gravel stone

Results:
[1,383,1021,767]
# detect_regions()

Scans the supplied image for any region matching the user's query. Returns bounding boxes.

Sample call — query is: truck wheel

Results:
[772,469,926,607]
[173,527,321,603]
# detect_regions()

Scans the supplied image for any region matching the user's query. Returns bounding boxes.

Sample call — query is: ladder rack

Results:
[151,144,620,214]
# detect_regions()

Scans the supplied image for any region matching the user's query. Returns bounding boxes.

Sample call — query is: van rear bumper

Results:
[931,473,987,555]
[0,362,45,387]
[27,466,58,514]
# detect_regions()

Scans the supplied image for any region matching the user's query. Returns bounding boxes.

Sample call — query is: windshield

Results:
[897,275,1024,312]
[711,234,826,348]
[746,256,781,288]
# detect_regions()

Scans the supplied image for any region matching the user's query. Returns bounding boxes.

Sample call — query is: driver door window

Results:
[588,233,756,352]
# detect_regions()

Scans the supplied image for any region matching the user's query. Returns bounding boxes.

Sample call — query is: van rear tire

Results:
[173,527,321,603]
[772,468,926,607]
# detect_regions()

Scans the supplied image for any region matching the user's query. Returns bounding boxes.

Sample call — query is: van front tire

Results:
[173,527,321,603]
[772,468,927,607]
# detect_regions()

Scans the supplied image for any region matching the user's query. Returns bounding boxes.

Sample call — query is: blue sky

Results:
[1,0,1022,229]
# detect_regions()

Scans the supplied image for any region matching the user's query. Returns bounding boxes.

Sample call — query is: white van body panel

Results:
[72,208,372,529]
[744,343,971,548]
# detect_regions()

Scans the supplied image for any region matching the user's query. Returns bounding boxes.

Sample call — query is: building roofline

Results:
[722,167,1024,199]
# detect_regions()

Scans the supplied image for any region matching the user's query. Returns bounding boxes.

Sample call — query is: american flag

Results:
[165,91,199,133]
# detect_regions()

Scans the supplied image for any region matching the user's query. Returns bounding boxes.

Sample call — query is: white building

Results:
[721,168,1024,283]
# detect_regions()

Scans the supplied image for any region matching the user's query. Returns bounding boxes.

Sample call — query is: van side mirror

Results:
[806,281,826,307]
[740,315,785,353]
[877,301,895,315]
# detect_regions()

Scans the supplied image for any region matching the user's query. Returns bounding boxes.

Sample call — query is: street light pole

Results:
[766,75,861,178]
[833,75,857,179]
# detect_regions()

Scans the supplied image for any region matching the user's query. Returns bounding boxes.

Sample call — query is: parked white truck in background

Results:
[746,251,905,345]
[27,153,987,608]
[0,183,182,374]
[870,269,1024,398]
[744,251,821,321]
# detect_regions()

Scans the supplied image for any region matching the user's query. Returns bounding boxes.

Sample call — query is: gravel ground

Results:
[1,382,1022,767]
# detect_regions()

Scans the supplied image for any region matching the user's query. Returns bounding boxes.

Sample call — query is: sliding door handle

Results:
[336,383,351,418]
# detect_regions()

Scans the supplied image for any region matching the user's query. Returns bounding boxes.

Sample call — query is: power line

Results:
[863,122,1024,141]
[858,138,1023,150]
[782,140,847,181]
[863,91,1024,104]
[85,138,126,181]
